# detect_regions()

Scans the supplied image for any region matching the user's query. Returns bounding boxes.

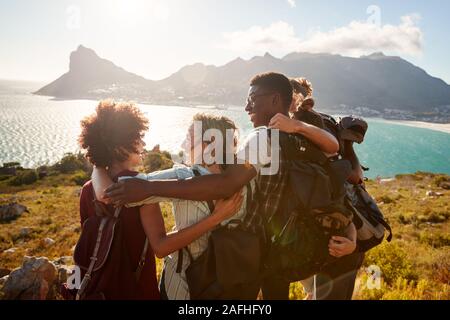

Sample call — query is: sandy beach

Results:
[381,120,450,134]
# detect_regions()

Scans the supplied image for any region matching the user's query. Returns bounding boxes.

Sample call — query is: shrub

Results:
[0,175,12,182]
[52,152,88,174]
[37,165,49,178]
[8,170,38,186]
[143,151,173,173]
[377,195,395,204]
[2,162,21,168]
[418,232,450,248]
[364,242,418,285]
[433,175,450,188]
[71,171,90,186]
[430,250,450,284]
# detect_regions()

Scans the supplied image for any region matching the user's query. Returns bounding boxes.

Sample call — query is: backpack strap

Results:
[135,238,149,281]
[192,168,216,213]
[176,168,214,274]
[378,218,393,242]
[76,206,121,300]
[92,188,110,217]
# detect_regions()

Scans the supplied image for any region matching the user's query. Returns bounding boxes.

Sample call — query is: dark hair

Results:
[78,100,149,168]
[250,72,293,110]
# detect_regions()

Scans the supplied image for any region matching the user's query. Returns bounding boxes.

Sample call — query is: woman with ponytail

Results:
[273,78,366,300]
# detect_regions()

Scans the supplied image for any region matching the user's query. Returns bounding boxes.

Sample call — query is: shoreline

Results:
[378,119,450,134]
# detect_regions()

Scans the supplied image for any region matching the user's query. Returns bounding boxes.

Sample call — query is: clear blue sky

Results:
[1,0,449,83]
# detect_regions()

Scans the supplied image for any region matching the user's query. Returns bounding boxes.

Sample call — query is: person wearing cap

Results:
[340,116,368,185]
[273,78,368,300]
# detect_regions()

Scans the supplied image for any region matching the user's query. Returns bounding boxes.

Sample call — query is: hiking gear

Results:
[346,183,393,252]
[265,132,354,282]
[339,116,368,144]
[319,113,392,251]
[178,169,263,300]
[73,192,149,300]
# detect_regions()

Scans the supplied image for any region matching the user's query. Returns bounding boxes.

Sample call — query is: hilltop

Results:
[0,153,449,300]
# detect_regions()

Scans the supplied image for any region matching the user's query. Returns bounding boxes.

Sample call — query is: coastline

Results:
[379,119,450,134]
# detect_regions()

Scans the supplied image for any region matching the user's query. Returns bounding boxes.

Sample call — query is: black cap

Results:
[339,116,368,144]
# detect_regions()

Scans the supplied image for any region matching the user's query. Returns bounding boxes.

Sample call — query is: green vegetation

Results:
[0,154,448,300]
[143,149,173,173]
[8,170,38,186]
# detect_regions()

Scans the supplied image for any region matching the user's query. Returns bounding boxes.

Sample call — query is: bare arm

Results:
[269,113,339,154]
[140,192,243,258]
[343,140,364,185]
[91,167,114,202]
[104,164,257,206]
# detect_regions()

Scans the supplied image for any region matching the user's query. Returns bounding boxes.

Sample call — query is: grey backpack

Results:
[347,183,393,252]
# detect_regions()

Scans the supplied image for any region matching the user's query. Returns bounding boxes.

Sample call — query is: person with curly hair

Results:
[77,101,242,299]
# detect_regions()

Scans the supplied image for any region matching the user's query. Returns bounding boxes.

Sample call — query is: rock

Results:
[0,268,11,278]
[20,227,32,237]
[0,275,8,287]
[42,238,55,247]
[3,248,17,254]
[56,265,75,287]
[1,256,57,300]
[73,189,82,197]
[53,256,73,266]
[0,203,29,222]
[426,190,444,197]
[439,182,450,190]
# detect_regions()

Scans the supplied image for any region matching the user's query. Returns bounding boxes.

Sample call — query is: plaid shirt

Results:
[242,130,289,238]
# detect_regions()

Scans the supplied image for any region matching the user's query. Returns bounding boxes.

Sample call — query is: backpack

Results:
[265,132,355,282]
[176,170,263,300]
[347,183,393,252]
[319,113,393,252]
[72,194,149,300]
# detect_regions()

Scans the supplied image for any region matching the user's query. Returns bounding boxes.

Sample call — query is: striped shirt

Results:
[121,164,254,300]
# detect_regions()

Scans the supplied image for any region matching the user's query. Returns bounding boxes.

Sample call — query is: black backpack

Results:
[175,170,263,300]
[265,132,355,282]
[320,113,393,252]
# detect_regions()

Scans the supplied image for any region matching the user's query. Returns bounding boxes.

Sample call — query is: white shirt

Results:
[236,126,280,176]
[120,164,253,300]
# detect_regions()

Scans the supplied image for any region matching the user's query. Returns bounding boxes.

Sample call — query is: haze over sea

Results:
[1,80,449,179]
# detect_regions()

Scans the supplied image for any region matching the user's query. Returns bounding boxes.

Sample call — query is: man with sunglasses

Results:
[92,72,339,300]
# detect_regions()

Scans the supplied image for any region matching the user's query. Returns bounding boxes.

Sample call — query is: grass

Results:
[0,171,449,300]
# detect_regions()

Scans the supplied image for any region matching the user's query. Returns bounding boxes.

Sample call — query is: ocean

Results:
[1,80,449,178]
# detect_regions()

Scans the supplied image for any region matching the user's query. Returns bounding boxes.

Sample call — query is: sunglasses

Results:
[246,92,276,109]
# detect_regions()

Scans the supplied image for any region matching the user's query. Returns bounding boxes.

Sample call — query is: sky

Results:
[1,0,450,83]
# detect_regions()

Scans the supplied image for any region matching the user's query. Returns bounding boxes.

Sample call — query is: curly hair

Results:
[290,77,315,111]
[78,100,149,168]
[291,77,313,97]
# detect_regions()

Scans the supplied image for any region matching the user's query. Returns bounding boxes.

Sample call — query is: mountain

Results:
[35,46,153,99]
[35,46,450,121]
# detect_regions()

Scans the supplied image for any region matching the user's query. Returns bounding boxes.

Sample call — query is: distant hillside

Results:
[35,46,154,99]
[35,46,450,122]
